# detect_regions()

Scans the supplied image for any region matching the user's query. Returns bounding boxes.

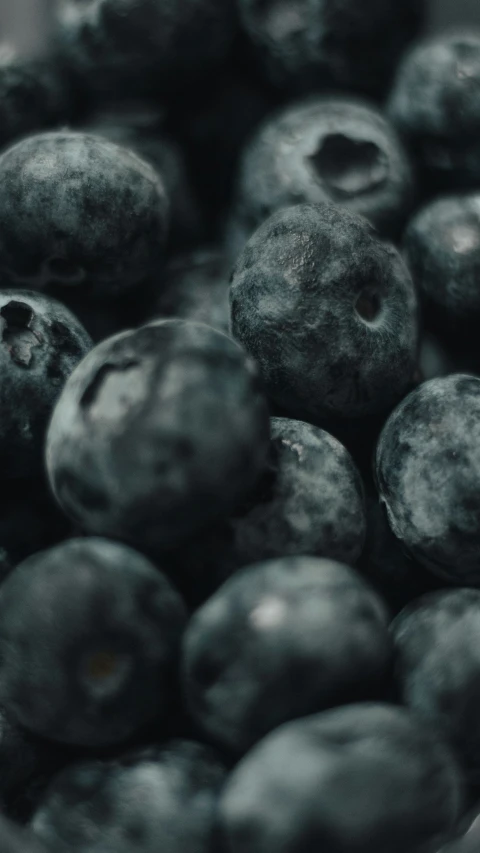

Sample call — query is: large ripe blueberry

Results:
[230,203,419,422]
[183,556,391,753]
[0,538,186,746]
[46,320,270,552]
[376,374,480,585]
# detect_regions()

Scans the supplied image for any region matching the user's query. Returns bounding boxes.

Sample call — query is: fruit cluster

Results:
[0,2,479,852]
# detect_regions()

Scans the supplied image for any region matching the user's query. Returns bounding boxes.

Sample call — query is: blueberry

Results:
[31,740,226,853]
[0,290,91,478]
[231,96,415,251]
[237,0,425,98]
[230,203,419,422]
[183,556,391,753]
[393,590,480,781]
[0,815,48,853]
[84,106,201,251]
[376,374,480,585]
[0,48,70,152]
[0,537,187,746]
[55,0,237,101]
[225,416,366,568]
[388,32,480,189]
[0,132,169,306]
[150,250,230,335]
[219,703,463,853]
[0,706,59,808]
[46,320,270,552]
[404,195,480,331]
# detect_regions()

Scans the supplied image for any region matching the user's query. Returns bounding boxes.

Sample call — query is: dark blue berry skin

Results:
[84,106,201,252]
[237,0,425,99]
[224,416,366,568]
[0,816,49,853]
[47,320,270,552]
[404,195,480,337]
[55,0,237,102]
[0,132,169,306]
[376,374,480,585]
[231,97,415,253]
[388,32,480,190]
[0,706,62,812]
[0,290,91,479]
[0,538,187,747]
[183,556,392,754]
[230,203,419,423]
[150,250,230,335]
[393,590,480,782]
[31,740,226,853]
[0,49,70,152]
[220,703,462,853]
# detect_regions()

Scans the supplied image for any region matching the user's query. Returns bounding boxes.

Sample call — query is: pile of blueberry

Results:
[2,1,480,852]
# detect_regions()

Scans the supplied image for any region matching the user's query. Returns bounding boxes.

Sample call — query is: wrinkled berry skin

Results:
[151,250,230,335]
[0,290,91,479]
[219,703,462,853]
[0,49,70,152]
[0,132,168,306]
[32,740,226,853]
[404,195,480,325]
[227,417,366,568]
[183,557,391,753]
[393,590,480,781]
[231,203,419,422]
[85,107,201,251]
[56,0,236,100]
[376,374,480,585]
[237,0,425,99]
[388,32,480,189]
[232,97,415,248]
[47,320,270,552]
[0,538,186,746]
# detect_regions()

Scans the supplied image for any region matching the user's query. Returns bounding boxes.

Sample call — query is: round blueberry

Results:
[376,374,480,585]
[0,538,187,746]
[0,131,169,305]
[46,320,270,552]
[84,106,201,251]
[388,32,480,188]
[393,590,480,781]
[404,195,480,321]
[55,0,237,100]
[230,203,419,422]
[183,556,391,753]
[237,0,425,98]
[232,97,415,249]
[31,740,226,853]
[150,250,230,335]
[0,814,48,853]
[0,289,91,478]
[219,703,463,853]
[227,416,366,567]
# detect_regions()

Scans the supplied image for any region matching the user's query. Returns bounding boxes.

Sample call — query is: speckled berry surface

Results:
[376,374,480,585]
[46,320,270,552]
[230,203,419,422]
[0,131,169,304]
[219,703,463,853]
[183,556,391,753]
[232,97,415,246]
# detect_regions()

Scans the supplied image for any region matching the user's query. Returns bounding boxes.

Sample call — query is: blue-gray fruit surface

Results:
[183,556,391,753]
